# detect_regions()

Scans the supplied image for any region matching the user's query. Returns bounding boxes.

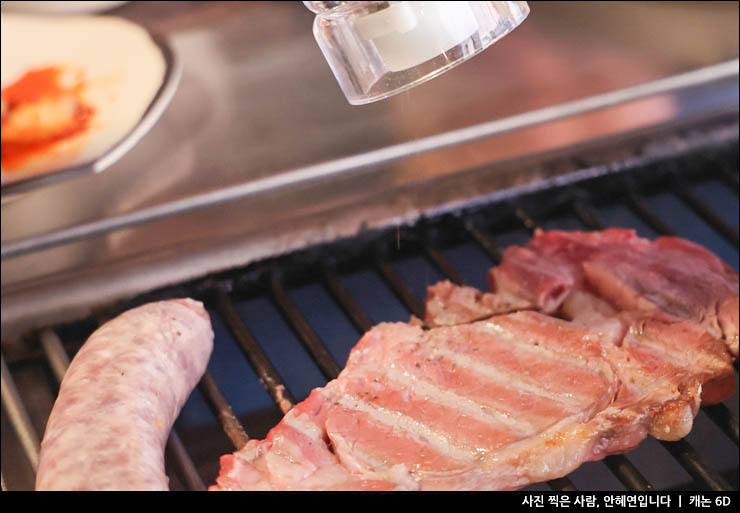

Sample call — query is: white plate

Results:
[1,1,129,14]
[1,16,181,199]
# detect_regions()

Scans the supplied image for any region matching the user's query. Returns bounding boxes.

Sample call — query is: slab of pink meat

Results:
[212,311,687,491]
[492,229,739,357]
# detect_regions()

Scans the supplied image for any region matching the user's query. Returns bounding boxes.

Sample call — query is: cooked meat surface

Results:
[425,280,534,327]
[35,299,214,491]
[212,312,637,491]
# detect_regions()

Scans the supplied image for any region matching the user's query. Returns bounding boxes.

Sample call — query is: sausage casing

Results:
[35,298,214,491]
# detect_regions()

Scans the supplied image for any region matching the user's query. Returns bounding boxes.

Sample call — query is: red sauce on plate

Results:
[1,67,95,171]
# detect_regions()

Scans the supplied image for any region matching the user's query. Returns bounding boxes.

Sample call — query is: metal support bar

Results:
[323,269,374,333]
[671,181,739,247]
[214,289,296,414]
[375,258,426,320]
[268,276,342,380]
[660,439,734,491]
[1,354,40,472]
[197,371,250,450]
[702,404,739,446]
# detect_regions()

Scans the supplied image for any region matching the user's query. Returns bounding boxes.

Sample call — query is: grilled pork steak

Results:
[212,312,642,491]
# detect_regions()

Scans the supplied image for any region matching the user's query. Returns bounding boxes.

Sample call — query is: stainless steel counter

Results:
[2,1,739,339]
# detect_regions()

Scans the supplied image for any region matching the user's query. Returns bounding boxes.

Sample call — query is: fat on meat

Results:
[35,299,214,491]
[211,312,653,491]
[424,280,534,327]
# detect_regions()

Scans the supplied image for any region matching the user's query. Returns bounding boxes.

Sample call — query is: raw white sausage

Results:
[35,299,213,491]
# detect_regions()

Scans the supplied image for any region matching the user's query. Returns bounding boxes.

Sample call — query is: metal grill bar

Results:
[324,269,374,333]
[671,181,739,247]
[702,404,739,446]
[602,455,654,491]
[269,276,342,380]
[165,430,206,491]
[197,371,249,450]
[571,197,606,230]
[548,477,578,492]
[1,354,40,472]
[514,207,541,232]
[423,245,464,286]
[463,221,503,263]
[375,259,426,320]
[659,439,733,491]
[624,191,676,236]
[424,243,465,285]
[214,289,295,414]
[39,330,70,384]
[716,166,739,192]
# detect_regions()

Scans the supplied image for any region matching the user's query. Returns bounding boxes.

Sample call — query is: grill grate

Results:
[1,138,738,492]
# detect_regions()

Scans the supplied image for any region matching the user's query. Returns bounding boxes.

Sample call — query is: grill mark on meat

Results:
[280,414,333,465]
[408,355,596,423]
[348,329,602,433]
[394,352,591,430]
[282,411,320,439]
[417,315,615,412]
[337,394,474,462]
[483,312,604,357]
[333,394,479,465]
[355,366,537,436]
[433,348,603,411]
[626,332,731,375]
[487,322,594,362]
[466,320,610,377]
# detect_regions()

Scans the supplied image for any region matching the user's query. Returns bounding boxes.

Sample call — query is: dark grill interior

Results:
[2,136,738,492]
